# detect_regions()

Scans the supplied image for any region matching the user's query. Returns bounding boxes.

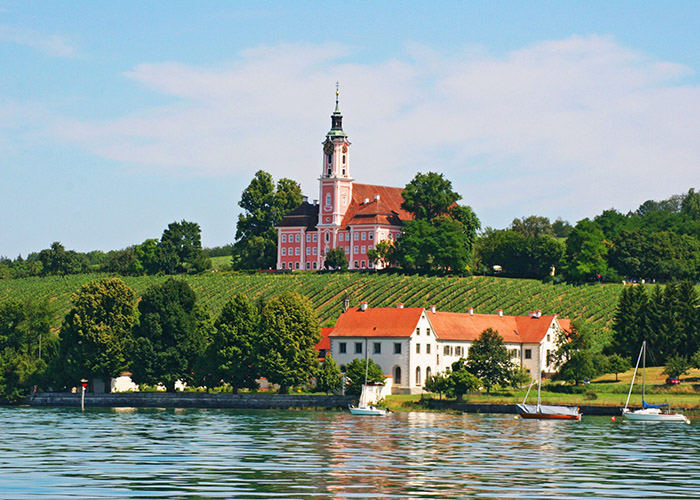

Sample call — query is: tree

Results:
[445,360,482,400]
[344,357,385,396]
[37,242,88,276]
[466,328,513,393]
[510,215,554,239]
[400,171,461,220]
[130,278,212,391]
[233,171,302,270]
[663,355,690,379]
[257,292,320,393]
[606,354,631,382]
[157,220,210,274]
[552,218,573,238]
[324,247,348,271]
[315,354,343,394]
[424,371,451,399]
[555,350,596,385]
[367,240,394,269]
[58,278,136,390]
[564,218,609,282]
[199,294,259,392]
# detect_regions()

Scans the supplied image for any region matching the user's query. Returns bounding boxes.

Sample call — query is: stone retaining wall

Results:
[425,400,624,416]
[28,392,354,410]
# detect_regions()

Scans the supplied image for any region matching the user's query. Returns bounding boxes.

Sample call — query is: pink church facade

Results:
[276,93,410,271]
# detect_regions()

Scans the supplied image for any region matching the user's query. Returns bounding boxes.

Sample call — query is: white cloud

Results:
[0,24,78,57]
[49,36,700,226]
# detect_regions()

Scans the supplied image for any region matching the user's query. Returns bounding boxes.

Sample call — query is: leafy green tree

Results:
[681,188,700,219]
[555,350,596,385]
[157,220,210,274]
[233,171,302,270]
[690,349,700,370]
[510,365,532,389]
[367,240,394,269]
[510,215,554,239]
[131,278,212,391]
[401,171,461,220]
[663,355,690,379]
[199,294,259,392]
[58,278,136,390]
[606,354,631,382]
[552,218,573,238]
[315,354,343,394]
[564,218,609,282]
[466,328,513,393]
[424,371,451,399]
[257,292,320,393]
[37,242,88,276]
[324,247,348,271]
[344,357,385,396]
[446,360,482,400]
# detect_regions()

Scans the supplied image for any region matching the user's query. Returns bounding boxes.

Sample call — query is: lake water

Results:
[1,407,698,499]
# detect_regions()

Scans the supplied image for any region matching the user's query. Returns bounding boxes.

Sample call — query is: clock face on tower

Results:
[324,141,334,156]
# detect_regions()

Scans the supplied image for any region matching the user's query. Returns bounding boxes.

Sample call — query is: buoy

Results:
[514,415,519,419]
[611,416,616,421]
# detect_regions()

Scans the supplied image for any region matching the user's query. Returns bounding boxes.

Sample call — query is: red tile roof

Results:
[341,183,412,229]
[329,307,425,337]
[427,310,556,343]
[315,327,333,351]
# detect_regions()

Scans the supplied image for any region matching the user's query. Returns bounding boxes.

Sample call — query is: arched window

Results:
[426,366,432,380]
[394,366,402,385]
[416,366,421,386]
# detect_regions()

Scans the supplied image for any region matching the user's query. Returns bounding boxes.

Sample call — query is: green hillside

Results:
[0,272,629,338]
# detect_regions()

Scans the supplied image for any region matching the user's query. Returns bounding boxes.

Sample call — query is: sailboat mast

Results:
[642,340,646,404]
[624,341,644,411]
[364,337,369,385]
[536,343,542,409]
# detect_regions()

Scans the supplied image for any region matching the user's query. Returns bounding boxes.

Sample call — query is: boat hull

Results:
[623,409,690,424]
[519,412,581,421]
[349,405,389,416]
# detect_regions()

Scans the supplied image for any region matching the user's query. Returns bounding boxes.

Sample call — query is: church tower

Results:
[318,85,353,231]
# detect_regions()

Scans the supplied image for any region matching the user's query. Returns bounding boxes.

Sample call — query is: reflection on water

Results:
[0,407,698,499]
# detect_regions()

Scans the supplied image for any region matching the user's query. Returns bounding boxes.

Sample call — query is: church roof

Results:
[340,183,412,228]
[329,307,425,337]
[277,201,319,230]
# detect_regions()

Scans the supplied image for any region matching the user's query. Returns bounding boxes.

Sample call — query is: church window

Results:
[295,234,300,242]
[369,232,374,240]
[325,233,330,242]
[416,367,421,386]
[354,233,359,241]
[295,262,300,270]
[306,247,310,255]
[341,194,347,205]
[345,246,350,254]
[282,248,286,256]
[281,263,285,269]
[313,247,317,255]
[312,262,317,269]
[295,247,300,255]
[354,245,359,253]
[342,168,346,176]
[354,261,359,269]
[361,245,366,253]
[306,262,310,269]
[325,193,331,206]
[327,167,332,176]
[282,234,286,243]
[306,234,311,242]
[426,344,431,354]
[313,234,317,242]
[361,232,366,240]
[387,234,392,241]
[342,155,346,164]
[361,261,366,268]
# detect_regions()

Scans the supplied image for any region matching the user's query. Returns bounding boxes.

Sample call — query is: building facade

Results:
[276,91,410,271]
[328,303,568,394]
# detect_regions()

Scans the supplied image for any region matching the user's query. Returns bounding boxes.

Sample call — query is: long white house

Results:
[328,303,571,394]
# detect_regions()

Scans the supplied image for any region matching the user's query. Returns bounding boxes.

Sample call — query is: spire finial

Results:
[334,81,340,112]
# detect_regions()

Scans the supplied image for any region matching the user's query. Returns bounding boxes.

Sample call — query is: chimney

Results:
[429,305,436,313]
[303,196,308,203]
[468,307,474,316]
[363,197,370,204]
[375,194,380,201]
[313,199,318,205]
[396,303,404,309]
[360,302,368,311]
[497,309,503,317]
[535,310,542,318]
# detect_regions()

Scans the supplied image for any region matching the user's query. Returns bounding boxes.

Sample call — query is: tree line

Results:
[0,220,211,279]
[0,277,342,402]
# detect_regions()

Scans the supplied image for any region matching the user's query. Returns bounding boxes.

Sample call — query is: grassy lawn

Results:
[385,366,700,412]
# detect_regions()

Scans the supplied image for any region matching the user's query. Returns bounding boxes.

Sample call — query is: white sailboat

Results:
[516,344,581,420]
[348,339,389,416]
[622,341,690,424]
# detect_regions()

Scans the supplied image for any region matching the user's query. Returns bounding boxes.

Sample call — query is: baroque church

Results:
[276,90,411,270]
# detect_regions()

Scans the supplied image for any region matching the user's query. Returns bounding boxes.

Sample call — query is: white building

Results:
[328,303,570,394]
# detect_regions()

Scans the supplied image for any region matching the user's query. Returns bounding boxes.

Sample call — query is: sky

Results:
[1,1,699,258]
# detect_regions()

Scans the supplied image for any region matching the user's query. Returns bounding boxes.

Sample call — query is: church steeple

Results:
[328,82,347,139]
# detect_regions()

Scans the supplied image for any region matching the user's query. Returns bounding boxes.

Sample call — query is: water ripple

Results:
[0,407,698,499]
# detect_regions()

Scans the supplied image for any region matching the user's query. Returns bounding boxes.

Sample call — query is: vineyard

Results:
[0,271,637,338]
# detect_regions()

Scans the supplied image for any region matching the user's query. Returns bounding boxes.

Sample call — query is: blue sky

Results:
[1,1,699,258]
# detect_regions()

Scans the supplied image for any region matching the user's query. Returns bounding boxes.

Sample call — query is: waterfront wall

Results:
[28,392,354,410]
